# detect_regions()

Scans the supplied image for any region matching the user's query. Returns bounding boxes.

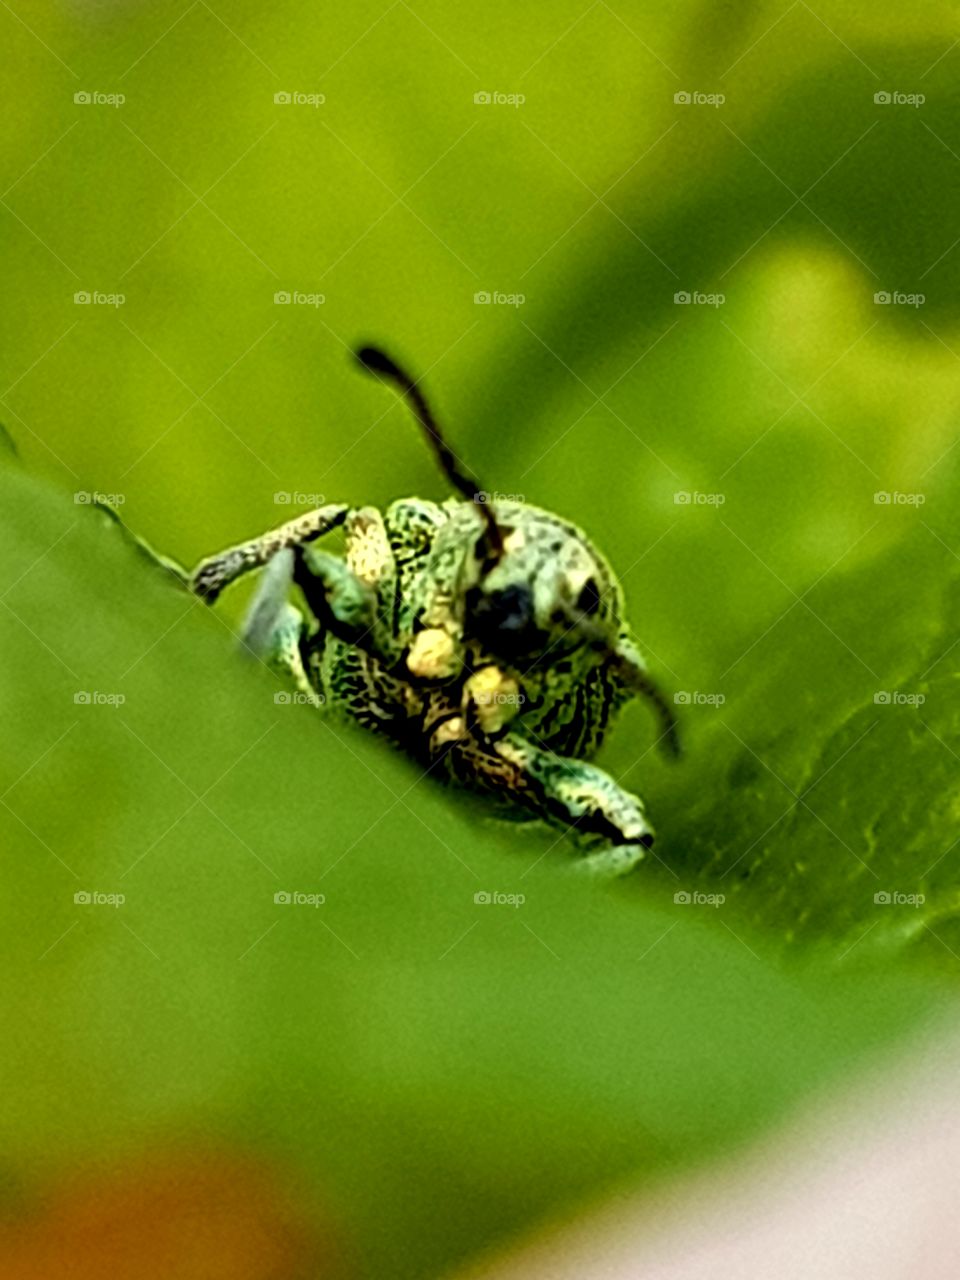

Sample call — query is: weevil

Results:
[117,348,680,874]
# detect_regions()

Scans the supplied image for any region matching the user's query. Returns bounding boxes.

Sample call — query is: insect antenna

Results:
[616,659,682,758]
[355,345,503,559]
[575,619,681,759]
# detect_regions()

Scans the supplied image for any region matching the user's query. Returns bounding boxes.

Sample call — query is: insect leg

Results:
[442,729,655,866]
[190,503,349,604]
[265,603,321,704]
[240,547,295,655]
[240,549,320,704]
[343,505,405,664]
[293,547,379,646]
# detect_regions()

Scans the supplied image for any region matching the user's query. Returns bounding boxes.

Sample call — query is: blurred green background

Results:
[2,2,960,1276]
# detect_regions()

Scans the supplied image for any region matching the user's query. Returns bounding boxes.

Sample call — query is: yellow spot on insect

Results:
[463,665,523,734]
[495,738,525,766]
[346,509,390,585]
[350,545,382,584]
[433,716,466,746]
[407,628,460,679]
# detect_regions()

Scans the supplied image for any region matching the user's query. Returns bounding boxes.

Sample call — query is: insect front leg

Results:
[190,503,349,604]
[239,549,320,703]
[290,505,403,663]
[343,506,405,664]
[442,729,655,870]
[263,602,321,704]
[240,549,317,697]
[294,547,379,646]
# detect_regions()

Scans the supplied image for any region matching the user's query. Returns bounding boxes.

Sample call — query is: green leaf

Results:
[0,467,949,1279]
[629,518,960,964]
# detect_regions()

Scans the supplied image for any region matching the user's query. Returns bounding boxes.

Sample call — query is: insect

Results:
[114,348,679,874]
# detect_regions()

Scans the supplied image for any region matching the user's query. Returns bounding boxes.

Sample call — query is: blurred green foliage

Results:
[3,1,960,1275]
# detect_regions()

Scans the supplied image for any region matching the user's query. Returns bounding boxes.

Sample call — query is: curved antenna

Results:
[558,617,681,760]
[355,346,502,559]
[612,653,682,758]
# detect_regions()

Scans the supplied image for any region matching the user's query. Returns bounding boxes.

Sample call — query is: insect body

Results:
[182,349,678,873]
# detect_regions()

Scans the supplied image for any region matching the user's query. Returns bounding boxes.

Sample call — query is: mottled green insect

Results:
[130,348,679,873]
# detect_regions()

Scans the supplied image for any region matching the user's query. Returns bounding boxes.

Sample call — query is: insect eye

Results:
[576,578,601,616]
